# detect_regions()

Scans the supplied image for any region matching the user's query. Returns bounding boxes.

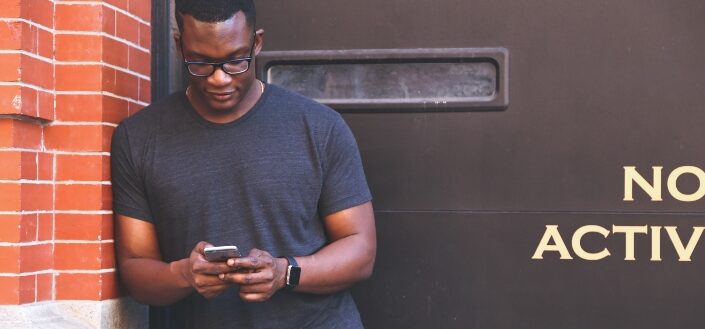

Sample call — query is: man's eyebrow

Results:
[185,45,251,61]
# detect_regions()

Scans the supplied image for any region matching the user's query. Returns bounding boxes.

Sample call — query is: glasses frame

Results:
[181,32,256,77]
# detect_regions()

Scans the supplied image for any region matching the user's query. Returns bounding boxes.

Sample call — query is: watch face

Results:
[287,265,301,286]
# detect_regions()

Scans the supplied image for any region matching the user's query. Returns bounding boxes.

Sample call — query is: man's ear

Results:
[174,34,182,57]
[254,29,264,56]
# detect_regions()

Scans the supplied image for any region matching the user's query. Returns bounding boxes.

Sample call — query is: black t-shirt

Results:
[111,84,372,329]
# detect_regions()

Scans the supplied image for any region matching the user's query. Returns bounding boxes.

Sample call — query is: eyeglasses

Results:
[181,32,256,77]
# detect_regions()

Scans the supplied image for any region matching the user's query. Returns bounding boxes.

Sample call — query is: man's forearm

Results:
[292,233,376,294]
[120,257,194,305]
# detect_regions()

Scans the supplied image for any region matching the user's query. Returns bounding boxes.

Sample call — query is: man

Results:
[110,0,376,328]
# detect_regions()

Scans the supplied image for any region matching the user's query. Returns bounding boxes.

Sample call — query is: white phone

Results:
[203,245,241,262]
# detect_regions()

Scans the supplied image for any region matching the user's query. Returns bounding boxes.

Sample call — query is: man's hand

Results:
[220,248,288,302]
[175,241,234,299]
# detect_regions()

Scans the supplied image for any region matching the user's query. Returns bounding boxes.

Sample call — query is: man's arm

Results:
[115,215,234,305]
[295,201,376,293]
[225,201,376,301]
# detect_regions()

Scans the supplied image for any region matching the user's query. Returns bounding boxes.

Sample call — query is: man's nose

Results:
[208,67,232,86]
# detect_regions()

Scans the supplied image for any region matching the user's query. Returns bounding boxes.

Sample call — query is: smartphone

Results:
[203,245,241,262]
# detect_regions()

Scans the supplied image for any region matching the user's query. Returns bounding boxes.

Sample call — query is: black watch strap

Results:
[285,256,301,290]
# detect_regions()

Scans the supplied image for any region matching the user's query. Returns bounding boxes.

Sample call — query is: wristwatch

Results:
[285,256,301,290]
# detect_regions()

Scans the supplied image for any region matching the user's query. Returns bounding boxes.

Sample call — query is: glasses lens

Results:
[223,60,250,75]
[187,63,214,76]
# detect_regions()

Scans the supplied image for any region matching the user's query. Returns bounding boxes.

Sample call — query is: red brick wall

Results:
[0,0,150,305]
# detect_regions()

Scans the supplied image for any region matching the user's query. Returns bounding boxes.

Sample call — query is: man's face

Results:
[177,12,262,117]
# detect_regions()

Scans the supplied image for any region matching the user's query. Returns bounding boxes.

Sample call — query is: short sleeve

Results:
[110,123,154,222]
[317,115,372,217]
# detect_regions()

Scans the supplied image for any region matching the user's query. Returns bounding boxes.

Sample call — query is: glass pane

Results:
[267,61,496,104]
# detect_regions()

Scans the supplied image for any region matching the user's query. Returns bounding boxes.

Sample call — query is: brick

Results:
[22,0,54,29]
[37,90,53,122]
[45,124,112,152]
[20,55,54,90]
[0,183,21,211]
[103,95,130,124]
[55,242,102,270]
[0,85,22,115]
[38,152,53,180]
[55,34,102,61]
[19,86,37,118]
[55,184,111,211]
[103,36,129,68]
[116,11,139,45]
[138,22,150,49]
[19,275,35,304]
[0,119,13,146]
[0,215,21,242]
[102,66,116,94]
[0,277,20,305]
[14,120,42,149]
[56,64,103,91]
[56,154,109,181]
[37,213,53,241]
[56,94,103,122]
[138,78,151,103]
[0,151,21,179]
[101,271,121,299]
[0,246,20,272]
[115,70,139,100]
[55,272,101,300]
[37,28,53,59]
[18,120,42,148]
[20,244,53,272]
[22,23,37,54]
[102,242,115,268]
[0,119,42,149]
[0,53,21,82]
[20,151,37,180]
[20,214,37,242]
[55,214,106,240]
[56,4,103,32]
[36,273,53,301]
[0,21,23,49]
[102,6,115,36]
[21,183,53,211]
[129,46,150,76]
[0,0,21,18]
[128,0,150,22]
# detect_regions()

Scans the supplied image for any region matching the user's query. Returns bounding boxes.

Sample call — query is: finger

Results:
[193,241,214,255]
[221,270,274,285]
[247,248,266,257]
[231,254,273,270]
[193,273,231,289]
[193,259,233,275]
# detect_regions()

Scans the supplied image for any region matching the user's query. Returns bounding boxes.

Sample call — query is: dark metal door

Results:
[257,1,705,328]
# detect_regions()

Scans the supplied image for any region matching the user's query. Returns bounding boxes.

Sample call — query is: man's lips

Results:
[208,91,235,101]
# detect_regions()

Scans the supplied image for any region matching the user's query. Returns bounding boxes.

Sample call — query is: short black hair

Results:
[175,0,256,32]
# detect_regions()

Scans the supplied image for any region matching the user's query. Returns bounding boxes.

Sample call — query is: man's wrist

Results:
[169,259,193,289]
[276,257,289,290]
